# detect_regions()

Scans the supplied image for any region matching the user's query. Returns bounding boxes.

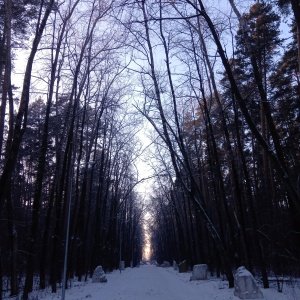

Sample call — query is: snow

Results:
[29,265,300,300]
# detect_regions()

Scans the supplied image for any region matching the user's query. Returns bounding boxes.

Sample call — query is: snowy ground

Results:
[27,265,300,300]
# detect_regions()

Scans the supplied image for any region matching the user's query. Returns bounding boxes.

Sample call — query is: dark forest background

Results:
[0,0,299,298]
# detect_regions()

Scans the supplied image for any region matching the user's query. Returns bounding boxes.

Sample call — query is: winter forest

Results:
[0,0,299,299]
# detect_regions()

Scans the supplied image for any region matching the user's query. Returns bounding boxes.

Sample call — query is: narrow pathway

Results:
[99,264,202,300]
[34,265,290,300]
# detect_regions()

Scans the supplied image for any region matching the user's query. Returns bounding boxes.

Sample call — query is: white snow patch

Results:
[26,265,300,300]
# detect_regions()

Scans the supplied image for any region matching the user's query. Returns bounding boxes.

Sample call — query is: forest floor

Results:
[21,265,300,299]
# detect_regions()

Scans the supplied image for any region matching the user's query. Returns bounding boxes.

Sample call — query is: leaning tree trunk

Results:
[141,0,234,286]
[0,0,55,212]
[232,94,269,288]
[23,17,61,300]
[185,0,300,215]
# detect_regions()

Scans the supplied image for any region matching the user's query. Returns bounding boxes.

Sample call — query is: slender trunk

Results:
[0,0,12,153]
[194,16,251,270]
[6,186,18,296]
[39,181,55,289]
[186,193,198,266]
[23,35,56,300]
[72,90,89,280]
[142,0,234,286]
[184,0,300,214]
[91,152,105,269]
[51,144,72,292]
[83,161,96,280]
[289,0,300,71]
[28,3,82,289]
[75,167,89,281]
[232,95,269,288]
[51,110,75,292]
[297,26,300,73]
[0,31,5,98]
[182,189,194,266]
[227,1,299,223]
[173,5,248,269]
[203,113,227,261]
[192,36,237,263]
[0,0,55,212]
[0,247,2,300]
[0,12,14,290]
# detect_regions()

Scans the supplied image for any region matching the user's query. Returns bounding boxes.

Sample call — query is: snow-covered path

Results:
[89,264,220,300]
[32,265,299,300]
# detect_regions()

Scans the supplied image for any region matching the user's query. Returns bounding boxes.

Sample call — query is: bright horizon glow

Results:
[142,211,152,260]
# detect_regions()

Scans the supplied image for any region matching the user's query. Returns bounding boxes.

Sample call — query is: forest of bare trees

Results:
[142,0,300,290]
[0,0,299,298]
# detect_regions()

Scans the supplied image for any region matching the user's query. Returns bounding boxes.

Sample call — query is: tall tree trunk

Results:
[194,15,251,270]
[141,0,234,286]
[23,13,62,298]
[0,0,12,153]
[173,5,249,269]
[51,141,72,293]
[6,185,18,296]
[0,247,2,300]
[39,180,55,289]
[184,0,300,215]
[289,0,300,71]
[0,0,55,212]
[0,11,14,287]
[232,94,269,288]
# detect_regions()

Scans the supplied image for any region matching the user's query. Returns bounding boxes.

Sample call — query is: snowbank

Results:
[25,265,300,300]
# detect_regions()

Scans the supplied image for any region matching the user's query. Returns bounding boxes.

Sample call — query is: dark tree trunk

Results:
[0,248,2,300]
[232,95,269,288]
[290,0,300,71]
[141,0,234,286]
[186,0,300,215]
[39,182,55,289]
[0,0,55,212]
[0,0,12,153]
[6,186,18,296]
[23,22,59,299]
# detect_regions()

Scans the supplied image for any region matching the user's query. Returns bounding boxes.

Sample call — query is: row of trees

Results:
[134,0,300,289]
[1,0,300,297]
[0,1,144,299]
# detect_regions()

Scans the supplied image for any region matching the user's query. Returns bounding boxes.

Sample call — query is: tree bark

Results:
[290,0,300,71]
[184,0,300,214]
[0,0,55,212]
[141,0,234,286]
[0,247,2,300]
[232,95,269,288]
[6,185,18,295]
[0,0,12,153]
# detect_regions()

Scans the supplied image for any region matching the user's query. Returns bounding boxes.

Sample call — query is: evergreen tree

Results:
[235,2,281,103]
